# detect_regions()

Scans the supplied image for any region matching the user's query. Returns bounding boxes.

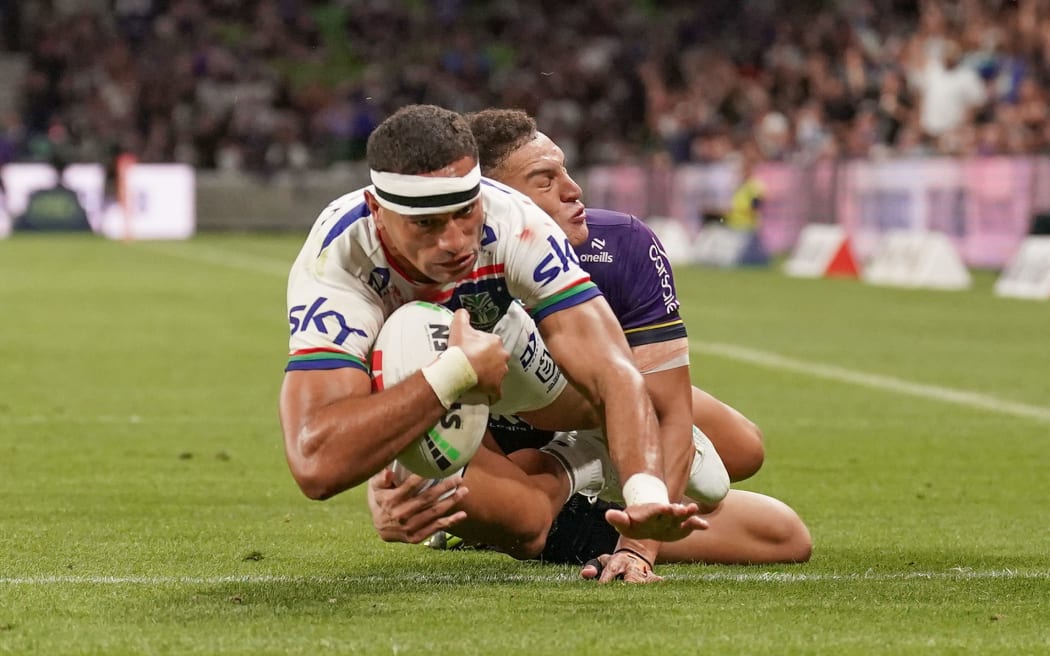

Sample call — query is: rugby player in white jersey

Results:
[279,104,706,547]
[368,109,812,582]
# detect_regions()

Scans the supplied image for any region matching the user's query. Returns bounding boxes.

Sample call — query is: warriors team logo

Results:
[459,292,501,329]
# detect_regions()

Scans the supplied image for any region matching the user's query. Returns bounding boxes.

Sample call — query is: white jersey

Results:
[285,179,602,374]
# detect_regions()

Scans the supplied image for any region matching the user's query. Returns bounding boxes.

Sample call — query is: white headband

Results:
[370,165,482,215]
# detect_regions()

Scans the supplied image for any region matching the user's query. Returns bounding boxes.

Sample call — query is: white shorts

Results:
[488,302,567,416]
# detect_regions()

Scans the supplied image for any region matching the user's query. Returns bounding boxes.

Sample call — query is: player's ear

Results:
[364,190,383,227]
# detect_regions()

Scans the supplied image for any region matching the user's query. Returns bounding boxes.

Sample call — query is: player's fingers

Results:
[681,515,710,532]
[371,468,396,489]
[403,482,466,524]
[416,476,463,503]
[580,558,603,580]
[405,510,468,543]
[603,508,631,534]
[675,501,700,517]
[448,309,473,340]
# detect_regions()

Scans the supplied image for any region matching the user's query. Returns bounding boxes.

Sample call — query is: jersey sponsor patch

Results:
[288,297,368,346]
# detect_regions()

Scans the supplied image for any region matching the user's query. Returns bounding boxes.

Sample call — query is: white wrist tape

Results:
[420,346,478,409]
[621,473,670,506]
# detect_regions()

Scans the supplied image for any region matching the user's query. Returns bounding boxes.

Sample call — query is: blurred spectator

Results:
[722,143,765,233]
[6,0,1050,175]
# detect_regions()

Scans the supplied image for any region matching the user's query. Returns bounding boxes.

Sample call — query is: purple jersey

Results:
[575,209,686,347]
[491,208,687,453]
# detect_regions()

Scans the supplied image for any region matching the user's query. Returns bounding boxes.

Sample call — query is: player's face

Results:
[495,132,589,247]
[369,156,485,284]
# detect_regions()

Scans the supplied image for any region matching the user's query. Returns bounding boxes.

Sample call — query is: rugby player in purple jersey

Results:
[368,109,811,582]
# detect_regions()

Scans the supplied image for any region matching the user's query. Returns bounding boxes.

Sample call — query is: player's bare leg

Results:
[692,387,765,482]
[655,489,811,564]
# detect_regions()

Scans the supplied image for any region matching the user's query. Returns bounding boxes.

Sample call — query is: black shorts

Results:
[489,418,622,565]
[537,494,623,565]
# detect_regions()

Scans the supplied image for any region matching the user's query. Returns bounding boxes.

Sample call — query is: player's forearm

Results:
[658,417,694,502]
[596,364,663,482]
[638,362,694,502]
[286,374,449,498]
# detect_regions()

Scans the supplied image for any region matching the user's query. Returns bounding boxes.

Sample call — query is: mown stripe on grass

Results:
[142,243,1050,426]
[136,242,291,278]
[2,569,1049,586]
[692,342,1050,424]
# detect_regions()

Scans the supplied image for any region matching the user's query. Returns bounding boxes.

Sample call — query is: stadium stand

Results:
[4,0,1050,175]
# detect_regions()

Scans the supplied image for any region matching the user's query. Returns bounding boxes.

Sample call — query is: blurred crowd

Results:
[2,0,1049,175]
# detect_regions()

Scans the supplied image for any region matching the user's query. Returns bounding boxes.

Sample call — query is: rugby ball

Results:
[371,301,488,479]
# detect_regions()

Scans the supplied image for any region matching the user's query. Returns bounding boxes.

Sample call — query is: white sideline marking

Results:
[1,569,1048,586]
[692,342,1050,424]
[143,244,1050,425]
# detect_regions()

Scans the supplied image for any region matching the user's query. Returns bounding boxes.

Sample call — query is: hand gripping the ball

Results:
[367,467,469,544]
[448,309,509,405]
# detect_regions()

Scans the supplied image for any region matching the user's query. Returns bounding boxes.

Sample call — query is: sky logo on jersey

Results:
[532,235,580,286]
[288,297,367,345]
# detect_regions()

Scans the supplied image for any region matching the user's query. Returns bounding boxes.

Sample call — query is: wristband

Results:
[621,473,670,506]
[420,346,478,409]
[614,547,654,570]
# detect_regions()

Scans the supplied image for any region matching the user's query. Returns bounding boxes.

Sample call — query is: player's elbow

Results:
[494,509,553,560]
[502,525,550,561]
[290,458,341,501]
[288,426,361,501]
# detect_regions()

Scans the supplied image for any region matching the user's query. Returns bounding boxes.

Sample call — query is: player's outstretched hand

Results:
[367,468,468,544]
[604,501,708,542]
[580,551,663,584]
[448,308,508,404]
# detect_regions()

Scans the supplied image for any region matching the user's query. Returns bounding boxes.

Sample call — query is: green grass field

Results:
[2,233,1049,655]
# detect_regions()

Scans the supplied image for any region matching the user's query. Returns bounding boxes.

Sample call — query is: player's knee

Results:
[725,421,766,482]
[764,504,812,563]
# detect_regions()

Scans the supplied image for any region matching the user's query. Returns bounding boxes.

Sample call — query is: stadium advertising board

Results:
[0,163,106,233]
[838,158,1031,269]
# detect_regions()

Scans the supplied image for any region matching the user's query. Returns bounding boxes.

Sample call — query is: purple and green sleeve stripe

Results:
[530,279,602,323]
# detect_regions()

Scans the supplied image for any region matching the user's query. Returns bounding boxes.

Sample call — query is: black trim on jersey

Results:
[373,184,481,209]
[624,322,688,348]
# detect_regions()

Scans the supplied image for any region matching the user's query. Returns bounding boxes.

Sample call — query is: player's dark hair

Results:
[366,104,478,174]
[465,109,537,176]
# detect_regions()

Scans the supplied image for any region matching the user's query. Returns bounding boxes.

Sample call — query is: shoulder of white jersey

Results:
[480,177,561,232]
[480,176,532,203]
[313,187,371,230]
[290,186,381,287]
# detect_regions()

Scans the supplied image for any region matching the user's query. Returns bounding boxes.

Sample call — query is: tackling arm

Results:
[599,342,695,576]
[537,298,664,495]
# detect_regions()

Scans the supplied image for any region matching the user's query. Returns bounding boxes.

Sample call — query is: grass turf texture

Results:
[1,234,1048,655]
